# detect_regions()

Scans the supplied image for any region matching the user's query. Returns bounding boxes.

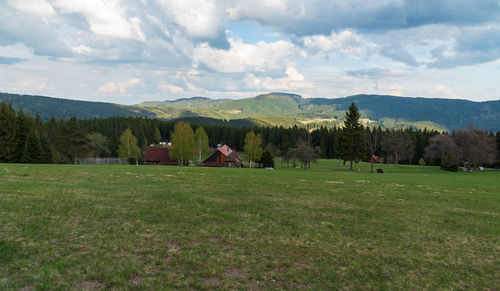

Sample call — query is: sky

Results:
[0,0,499,105]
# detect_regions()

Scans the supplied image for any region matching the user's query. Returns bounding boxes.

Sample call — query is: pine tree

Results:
[194,126,209,164]
[12,109,30,163]
[55,117,88,163]
[27,132,42,163]
[118,128,142,164]
[39,136,53,163]
[170,122,195,166]
[339,102,365,171]
[0,102,17,162]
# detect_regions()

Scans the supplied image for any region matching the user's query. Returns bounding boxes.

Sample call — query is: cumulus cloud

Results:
[244,66,313,91]
[427,26,500,68]
[193,37,304,74]
[0,0,499,102]
[158,82,186,94]
[303,29,377,59]
[99,78,142,94]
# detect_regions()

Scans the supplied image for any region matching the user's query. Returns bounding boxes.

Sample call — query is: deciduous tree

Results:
[244,130,263,168]
[118,128,141,164]
[424,134,460,165]
[87,132,110,158]
[381,130,415,166]
[194,126,209,164]
[288,139,319,169]
[170,121,195,165]
[366,127,382,172]
[453,128,497,167]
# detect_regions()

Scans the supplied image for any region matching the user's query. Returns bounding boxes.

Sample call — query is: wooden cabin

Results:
[143,146,177,165]
[201,145,243,168]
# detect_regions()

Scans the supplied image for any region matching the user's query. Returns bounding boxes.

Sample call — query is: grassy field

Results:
[0,160,498,290]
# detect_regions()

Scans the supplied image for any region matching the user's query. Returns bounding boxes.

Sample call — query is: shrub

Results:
[440,153,458,172]
[261,150,274,168]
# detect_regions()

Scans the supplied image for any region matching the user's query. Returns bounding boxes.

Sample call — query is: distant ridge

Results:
[0,93,155,120]
[2,92,500,131]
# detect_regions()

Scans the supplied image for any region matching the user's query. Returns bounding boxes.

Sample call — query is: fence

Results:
[74,157,128,165]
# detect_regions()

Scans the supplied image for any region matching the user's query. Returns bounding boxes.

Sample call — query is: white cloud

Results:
[158,82,185,94]
[8,0,55,17]
[156,0,223,39]
[0,0,499,102]
[430,84,462,99]
[54,0,145,41]
[304,29,377,59]
[193,37,304,73]
[244,65,313,91]
[98,78,142,94]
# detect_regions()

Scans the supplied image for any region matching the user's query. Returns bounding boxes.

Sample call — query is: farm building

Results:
[143,146,177,165]
[201,145,243,168]
[368,155,381,163]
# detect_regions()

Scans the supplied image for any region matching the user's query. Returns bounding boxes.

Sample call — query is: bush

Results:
[440,153,458,172]
[261,150,274,168]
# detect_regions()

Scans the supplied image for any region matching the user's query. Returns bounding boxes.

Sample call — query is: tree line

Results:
[1,101,499,170]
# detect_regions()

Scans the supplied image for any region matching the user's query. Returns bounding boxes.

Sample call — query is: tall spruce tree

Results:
[0,102,17,162]
[340,102,365,171]
[12,109,30,163]
[27,132,42,163]
[39,136,53,163]
[55,117,88,163]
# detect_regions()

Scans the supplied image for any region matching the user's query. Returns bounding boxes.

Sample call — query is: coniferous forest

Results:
[1,101,499,168]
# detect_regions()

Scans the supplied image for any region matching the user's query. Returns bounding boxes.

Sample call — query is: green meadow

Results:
[0,161,498,290]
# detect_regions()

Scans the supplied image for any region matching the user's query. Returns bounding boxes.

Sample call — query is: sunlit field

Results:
[1,160,498,289]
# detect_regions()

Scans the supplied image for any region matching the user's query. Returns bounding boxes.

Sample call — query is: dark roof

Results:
[143,147,176,164]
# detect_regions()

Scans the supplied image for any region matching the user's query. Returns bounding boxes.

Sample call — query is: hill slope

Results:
[139,93,500,131]
[0,93,155,120]
[2,92,500,131]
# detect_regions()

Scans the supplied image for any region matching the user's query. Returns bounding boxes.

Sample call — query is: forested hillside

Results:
[2,92,500,131]
[0,93,155,121]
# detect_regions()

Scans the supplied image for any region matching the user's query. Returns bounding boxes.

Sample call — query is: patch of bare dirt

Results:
[166,241,180,253]
[224,268,247,280]
[200,276,222,286]
[129,277,144,286]
[325,180,344,184]
[75,281,105,290]
[243,281,261,290]
[354,180,369,183]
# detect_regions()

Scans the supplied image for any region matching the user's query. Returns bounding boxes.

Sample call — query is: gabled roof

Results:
[217,144,232,156]
[201,144,242,167]
[143,147,176,164]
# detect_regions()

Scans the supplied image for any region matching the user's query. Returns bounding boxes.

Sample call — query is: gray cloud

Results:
[0,56,27,65]
[346,68,395,78]
[428,27,500,68]
[380,45,420,66]
[231,0,500,36]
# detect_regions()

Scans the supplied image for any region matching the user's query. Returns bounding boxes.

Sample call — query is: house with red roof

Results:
[368,155,381,163]
[201,145,243,168]
[143,146,177,165]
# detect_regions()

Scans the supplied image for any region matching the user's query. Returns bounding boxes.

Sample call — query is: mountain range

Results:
[2,92,500,132]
